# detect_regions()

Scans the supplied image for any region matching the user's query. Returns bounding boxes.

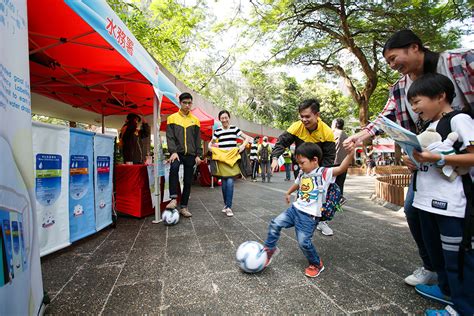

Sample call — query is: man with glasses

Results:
[165,92,202,217]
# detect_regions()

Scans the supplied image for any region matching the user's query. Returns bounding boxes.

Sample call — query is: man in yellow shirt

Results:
[271,99,336,235]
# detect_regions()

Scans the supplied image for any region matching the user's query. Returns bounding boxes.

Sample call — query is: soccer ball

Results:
[235,241,267,273]
[162,208,180,225]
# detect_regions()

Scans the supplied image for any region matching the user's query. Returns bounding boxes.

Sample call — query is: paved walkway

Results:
[41,172,443,314]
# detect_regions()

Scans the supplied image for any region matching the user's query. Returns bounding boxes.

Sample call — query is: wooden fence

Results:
[374,174,411,206]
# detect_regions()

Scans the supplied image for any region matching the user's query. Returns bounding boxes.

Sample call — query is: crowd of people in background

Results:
[117,29,472,316]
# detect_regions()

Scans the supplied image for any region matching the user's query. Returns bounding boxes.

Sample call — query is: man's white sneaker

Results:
[404,267,437,286]
[316,221,334,236]
[225,208,234,217]
[222,207,228,213]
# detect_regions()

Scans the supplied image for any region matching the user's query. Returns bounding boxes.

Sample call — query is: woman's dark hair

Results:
[218,110,231,119]
[295,142,323,162]
[298,99,320,114]
[383,29,439,74]
[126,113,141,122]
[335,118,344,129]
[179,92,193,102]
[407,73,455,104]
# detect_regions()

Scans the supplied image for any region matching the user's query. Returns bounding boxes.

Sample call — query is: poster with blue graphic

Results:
[94,134,114,231]
[0,0,44,313]
[36,154,62,208]
[33,122,70,256]
[69,129,95,242]
[0,212,13,283]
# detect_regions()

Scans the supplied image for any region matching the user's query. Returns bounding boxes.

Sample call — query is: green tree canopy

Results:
[246,0,470,127]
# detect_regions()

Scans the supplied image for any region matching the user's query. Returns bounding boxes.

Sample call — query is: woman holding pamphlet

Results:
[343,29,473,300]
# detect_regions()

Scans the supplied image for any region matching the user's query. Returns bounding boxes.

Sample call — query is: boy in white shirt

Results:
[263,141,355,277]
[408,73,474,316]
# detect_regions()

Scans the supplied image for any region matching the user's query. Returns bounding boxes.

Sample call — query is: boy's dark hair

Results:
[407,73,455,104]
[298,99,320,114]
[218,110,231,119]
[179,92,193,102]
[335,118,344,129]
[295,142,323,162]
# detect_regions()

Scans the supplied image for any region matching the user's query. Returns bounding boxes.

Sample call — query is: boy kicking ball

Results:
[263,141,355,277]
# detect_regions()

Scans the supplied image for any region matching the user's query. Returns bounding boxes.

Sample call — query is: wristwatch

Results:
[436,154,446,167]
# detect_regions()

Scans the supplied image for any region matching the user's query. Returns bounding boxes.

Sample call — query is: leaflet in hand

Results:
[373,116,421,167]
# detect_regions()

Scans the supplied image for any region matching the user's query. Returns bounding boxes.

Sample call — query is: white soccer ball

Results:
[162,209,180,226]
[235,241,267,273]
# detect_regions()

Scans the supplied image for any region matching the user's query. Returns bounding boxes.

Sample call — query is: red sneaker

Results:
[305,260,325,278]
[263,247,280,268]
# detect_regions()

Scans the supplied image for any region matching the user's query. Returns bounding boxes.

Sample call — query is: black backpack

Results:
[434,111,473,278]
[260,144,269,162]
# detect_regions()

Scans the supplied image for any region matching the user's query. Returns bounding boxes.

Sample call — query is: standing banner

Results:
[0,0,44,313]
[69,129,95,242]
[94,134,114,231]
[32,122,71,256]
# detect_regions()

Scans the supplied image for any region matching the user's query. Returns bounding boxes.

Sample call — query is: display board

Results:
[69,129,96,242]
[32,122,71,256]
[0,0,44,313]
[94,134,115,231]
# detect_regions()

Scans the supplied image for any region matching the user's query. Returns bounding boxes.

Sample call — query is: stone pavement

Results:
[41,172,443,314]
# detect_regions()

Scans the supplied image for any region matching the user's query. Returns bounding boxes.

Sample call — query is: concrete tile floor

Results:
[41,173,443,314]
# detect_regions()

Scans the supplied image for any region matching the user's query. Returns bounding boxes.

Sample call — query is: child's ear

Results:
[437,92,446,103]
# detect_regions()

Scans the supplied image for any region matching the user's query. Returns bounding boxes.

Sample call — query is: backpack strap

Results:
[436,110,464,152]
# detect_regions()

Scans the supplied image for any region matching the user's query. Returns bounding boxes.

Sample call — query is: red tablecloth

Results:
[114,164,174,218]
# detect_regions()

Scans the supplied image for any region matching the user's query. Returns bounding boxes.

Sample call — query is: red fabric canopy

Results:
[160,108,215,141]
[27,1,177,117]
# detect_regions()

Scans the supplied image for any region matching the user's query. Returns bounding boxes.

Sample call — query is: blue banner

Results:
[94,134,114,231]
[69,129,95,242]
[65,0,181,107]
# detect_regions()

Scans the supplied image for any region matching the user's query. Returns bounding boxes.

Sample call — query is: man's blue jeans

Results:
[264,205,321,265]
[221,177,234,209]
[405,177,433,271]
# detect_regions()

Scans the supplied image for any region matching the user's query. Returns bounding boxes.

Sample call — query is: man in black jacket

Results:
[270,99,336,235]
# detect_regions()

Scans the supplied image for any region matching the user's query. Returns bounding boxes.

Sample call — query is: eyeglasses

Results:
[181,101,193,105]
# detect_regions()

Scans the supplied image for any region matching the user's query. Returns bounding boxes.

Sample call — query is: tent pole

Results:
[152,93,162,224]
[101,113,105,134]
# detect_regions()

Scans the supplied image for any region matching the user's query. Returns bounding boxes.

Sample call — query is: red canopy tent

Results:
[27,1,178,118]
[26,0,188,224]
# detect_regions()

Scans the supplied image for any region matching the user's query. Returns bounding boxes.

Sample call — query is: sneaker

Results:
[252,179,257,182]
[415,284,453,306]
[166,199,177,209]
[404,267,437,286]
[179,207,192,218]
[340,196,348,205]
[225,208,234,217]
[305,260,325,278]
[316,221,334,236]
[263,247,280,268]
[222,207,228,213]
[425,305,459,316]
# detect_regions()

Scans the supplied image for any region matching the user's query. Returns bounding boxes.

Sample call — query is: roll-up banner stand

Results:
[94,134,115,231]
[32,122,71,256]
[69,129,96,242]
[0,0,44,313]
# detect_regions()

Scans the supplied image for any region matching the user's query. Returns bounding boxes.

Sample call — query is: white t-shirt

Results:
[413,113,474,218]
[293,167,335,217]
